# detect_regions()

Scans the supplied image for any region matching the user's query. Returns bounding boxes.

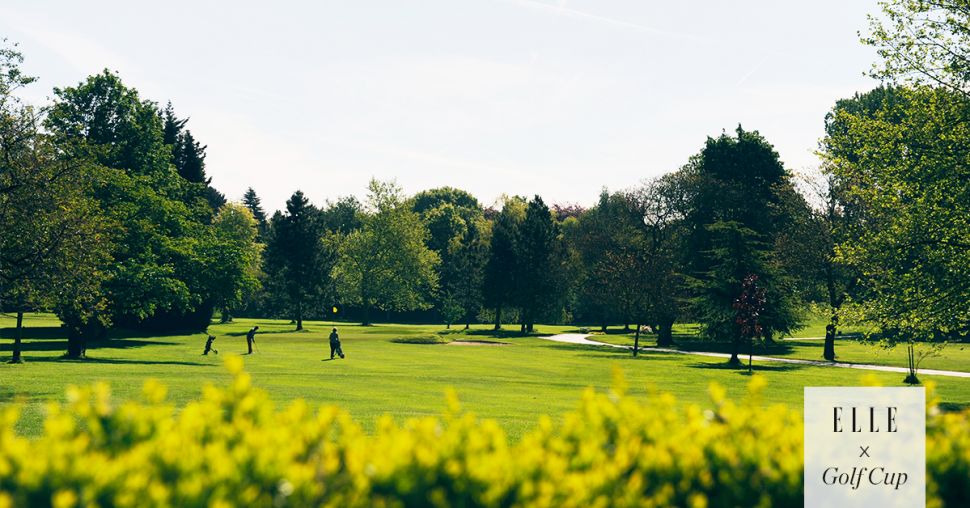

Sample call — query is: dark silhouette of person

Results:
[246,326,259,354]
[329,327,345,359]
[203,335,218,355]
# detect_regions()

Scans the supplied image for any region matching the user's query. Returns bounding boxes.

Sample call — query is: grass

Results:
[2,313,970,440]
[589,312,970,373]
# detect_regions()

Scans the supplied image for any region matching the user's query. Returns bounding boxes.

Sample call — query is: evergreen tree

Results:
[483,197,525,330]
[514,196,566,333]
[263,191,333,331]
[242,187,268,239]
[684,126,800,357]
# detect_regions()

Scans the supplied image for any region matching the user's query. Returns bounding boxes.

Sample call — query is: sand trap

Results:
[447,340,509,346]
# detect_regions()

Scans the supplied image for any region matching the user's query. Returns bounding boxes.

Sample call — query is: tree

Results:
[320,196,364,235]
[411,187,489,328]
[570,190,630,331]
[684,127,801,361]
[242,187,268,240]
[45,71,240,350]
[264,191,333,330]
[823,86,970,348]
[333,180,439,325]
[625,173,692,347]
[161,102,224,212]
[733,274,767,373]
[483,197,525,330]
[864,0,970,99]
[514,196,568,333]
[210,203,263,323]
[0,41,109,362]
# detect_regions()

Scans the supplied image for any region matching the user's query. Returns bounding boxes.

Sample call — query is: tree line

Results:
[2,0,969,370]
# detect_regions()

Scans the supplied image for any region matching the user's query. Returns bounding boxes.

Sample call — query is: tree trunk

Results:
[221,307,232,323]
[624,323,630,332]
[493,305,502,330]
[823,321,837,361]
[748,336,754,373]
[446,322,451,329]
[601,323,607,333]
[904,343,919,384]
[633,322,640,357]
[729,337,741,365]
[296,302,304,331]
[656,319,675,347]
[10,311,24,364]
[362,302,371,326]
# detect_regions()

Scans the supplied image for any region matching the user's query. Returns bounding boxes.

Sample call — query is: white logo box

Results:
[804,387,925,507]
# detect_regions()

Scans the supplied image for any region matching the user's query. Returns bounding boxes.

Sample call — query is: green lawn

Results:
[3,313,970,440]
[590,316,970,373]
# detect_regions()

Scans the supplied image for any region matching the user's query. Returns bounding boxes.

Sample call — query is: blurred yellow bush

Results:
[0,357,966,507]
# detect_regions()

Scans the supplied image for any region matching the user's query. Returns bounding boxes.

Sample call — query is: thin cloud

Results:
[735,54,771,88]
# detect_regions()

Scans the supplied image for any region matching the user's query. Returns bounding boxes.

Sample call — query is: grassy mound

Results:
[389,333,450,345]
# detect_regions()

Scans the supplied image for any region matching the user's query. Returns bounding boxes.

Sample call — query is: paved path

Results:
[540,333,970,379]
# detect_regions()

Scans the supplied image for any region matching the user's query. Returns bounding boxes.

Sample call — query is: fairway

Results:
[4,313,970,439]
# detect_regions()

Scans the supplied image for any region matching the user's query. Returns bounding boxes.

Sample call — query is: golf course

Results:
[4,313,969,441]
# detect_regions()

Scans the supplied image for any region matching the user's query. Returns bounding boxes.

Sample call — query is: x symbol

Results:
[859,446,870,458]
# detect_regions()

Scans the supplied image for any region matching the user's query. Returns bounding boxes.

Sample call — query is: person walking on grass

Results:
[203,335,218,355]
[246,326,259,354]
[329,327,345,360]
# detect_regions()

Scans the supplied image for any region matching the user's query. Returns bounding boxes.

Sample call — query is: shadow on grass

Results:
[223,329,305,337]
[0,326,65,341]
[669,339,798,357]
[0,338,178,353]
[688,361,805,373]
[939,402,970,413]
[28,356,209,367]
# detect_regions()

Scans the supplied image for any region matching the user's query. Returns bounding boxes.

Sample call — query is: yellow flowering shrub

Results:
[0,357,966,507]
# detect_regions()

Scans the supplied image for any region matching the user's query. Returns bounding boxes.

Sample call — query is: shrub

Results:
[0,358,966,507]
[389,334,450,344]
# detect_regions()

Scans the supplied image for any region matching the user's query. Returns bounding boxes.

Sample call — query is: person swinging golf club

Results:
[246,326,259,354]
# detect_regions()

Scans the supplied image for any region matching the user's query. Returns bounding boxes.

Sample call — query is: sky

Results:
[1,0,881,212]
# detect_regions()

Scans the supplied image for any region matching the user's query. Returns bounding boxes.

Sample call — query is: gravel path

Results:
[540,333,970,379]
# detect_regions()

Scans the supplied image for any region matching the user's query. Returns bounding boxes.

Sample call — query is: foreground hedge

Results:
[0,358,967,507]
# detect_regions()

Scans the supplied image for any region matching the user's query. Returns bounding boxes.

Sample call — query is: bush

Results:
[0,358,967,507]
[389,333,450,344]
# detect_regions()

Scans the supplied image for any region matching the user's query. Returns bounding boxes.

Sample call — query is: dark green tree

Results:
[483,196,525,330]
[242,187,268,239]
[514,196,567,333]
[411,187,488,328]
[320,196,364,234]
[45,71,239,351]
[264,191,333,331]
[684,127,801,359]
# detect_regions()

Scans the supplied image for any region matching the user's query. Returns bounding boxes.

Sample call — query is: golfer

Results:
[246,326,259,354]
[329,327,345,359]
[203,335,218,355]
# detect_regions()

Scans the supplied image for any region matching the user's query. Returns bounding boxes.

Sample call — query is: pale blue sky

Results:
[2,1,880,212]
